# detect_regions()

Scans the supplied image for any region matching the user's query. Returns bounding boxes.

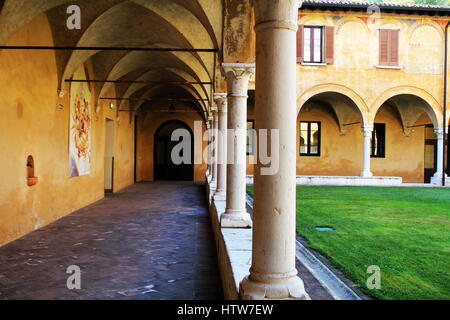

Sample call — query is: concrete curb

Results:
[295,240,362,300]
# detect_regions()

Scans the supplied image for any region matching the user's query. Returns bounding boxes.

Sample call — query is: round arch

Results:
[298,15,329,27]
[378,17,408,30]
[335,17,370,37]
[132,84,207,121]
[370,86,442,127]
[297,84,370,126]
[407,20,444,41]
[60,1,215,90]
[153,119,194,181]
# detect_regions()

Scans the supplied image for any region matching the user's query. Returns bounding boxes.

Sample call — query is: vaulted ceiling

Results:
[307,92,364,135]
[384,94,436,134]
[0,0,242,119]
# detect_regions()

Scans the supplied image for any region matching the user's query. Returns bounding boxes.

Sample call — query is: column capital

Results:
[361,125,374,135]
[254,0,301,32]
[222,63,255,98]
[222,63,256,81]
[214,93,228,112]
[214,92,227,102]
[434,126,445,137]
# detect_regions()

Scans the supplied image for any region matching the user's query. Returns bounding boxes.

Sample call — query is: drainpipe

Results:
[443,21,450,186]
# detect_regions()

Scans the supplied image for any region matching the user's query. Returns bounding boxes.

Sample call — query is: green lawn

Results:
[247,186,450,300]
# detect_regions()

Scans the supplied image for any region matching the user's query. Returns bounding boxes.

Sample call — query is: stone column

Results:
[221,63,255,228]
[206,118,212,179]
[214,93,228,201]
[361,126,374,178]
[433,127,447,183]
[240,0,309,300]
[210,110,218,191]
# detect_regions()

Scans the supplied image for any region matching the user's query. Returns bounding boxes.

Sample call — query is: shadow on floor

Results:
[0,182,223,300]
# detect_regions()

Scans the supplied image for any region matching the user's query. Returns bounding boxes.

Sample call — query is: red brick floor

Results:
[0,182,223,300]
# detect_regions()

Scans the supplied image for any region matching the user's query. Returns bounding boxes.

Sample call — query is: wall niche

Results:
[27,155,38,187]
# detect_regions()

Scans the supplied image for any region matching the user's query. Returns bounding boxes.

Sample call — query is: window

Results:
[247,120,255,155]
[300,121,321,156]
[379,29,399,66]
[297,25,334,64]
[303,26,323,63]
[424,125,436,170]
[371,123,386,158]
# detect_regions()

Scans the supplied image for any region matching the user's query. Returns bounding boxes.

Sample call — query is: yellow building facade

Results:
[290,4,450,183]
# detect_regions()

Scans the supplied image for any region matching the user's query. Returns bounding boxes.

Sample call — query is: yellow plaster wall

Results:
[297,11,447,123]
[295,103,430,183]
[111,110,135,193]
[247,104,429,182]
[223,0,256,63]
[371,105,426,183]
[0,15,135,246]
[297,106,363,177]
[136,109,207,183]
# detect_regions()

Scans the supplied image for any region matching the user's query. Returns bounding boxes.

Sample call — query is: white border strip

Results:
[295,240,362,300]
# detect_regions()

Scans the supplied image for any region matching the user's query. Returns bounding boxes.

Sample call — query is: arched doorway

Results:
[154,120,194,181]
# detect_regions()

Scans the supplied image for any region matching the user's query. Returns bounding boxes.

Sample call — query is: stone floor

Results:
[0,182,223,300]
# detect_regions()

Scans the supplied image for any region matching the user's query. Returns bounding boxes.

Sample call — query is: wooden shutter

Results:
[297,25,303,63]
[379,29,389,66]
[324,26,334,64]
[379,29,399,66]
[389,29,399,66]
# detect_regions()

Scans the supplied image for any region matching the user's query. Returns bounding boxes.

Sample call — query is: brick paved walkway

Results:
[0,182,223,300]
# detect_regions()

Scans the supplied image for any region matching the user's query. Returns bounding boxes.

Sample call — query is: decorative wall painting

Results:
[69,66,92,177]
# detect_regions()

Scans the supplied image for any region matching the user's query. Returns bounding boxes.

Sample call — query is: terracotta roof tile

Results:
[301,0,450,12]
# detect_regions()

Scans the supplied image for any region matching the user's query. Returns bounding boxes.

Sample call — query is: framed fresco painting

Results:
[69,66,92,177]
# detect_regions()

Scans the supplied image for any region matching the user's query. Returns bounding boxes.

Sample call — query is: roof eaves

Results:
[300,1,450,14]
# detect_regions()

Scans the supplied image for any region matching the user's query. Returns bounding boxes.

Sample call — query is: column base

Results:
[360,171,373,178]
[209,181,217,192]
[213,190,226,201]
[430,174,449,185]
[239,275,310,300]
[220,211,252,228]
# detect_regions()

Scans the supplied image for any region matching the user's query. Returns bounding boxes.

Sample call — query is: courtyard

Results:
[2,0,450,303]
[248,186,450,300]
